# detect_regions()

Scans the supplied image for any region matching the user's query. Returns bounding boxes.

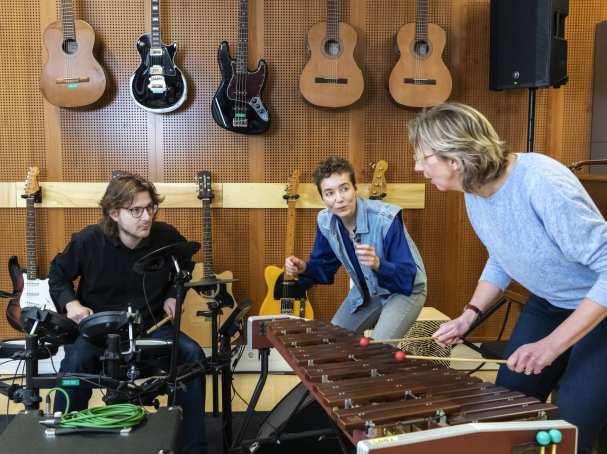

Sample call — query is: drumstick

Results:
[146,315,171,334]
[393,350,508,364]
[359,336,433,346]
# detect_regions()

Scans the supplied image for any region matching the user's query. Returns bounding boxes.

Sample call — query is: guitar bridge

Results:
[404,78,437,85]
[148,74,167,94]
[55,77,90,85]
[232,111,248,128]
[315,77,348,84]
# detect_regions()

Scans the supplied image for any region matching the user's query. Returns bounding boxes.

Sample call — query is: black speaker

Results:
[490,0,569,90]
[255,383,352,453]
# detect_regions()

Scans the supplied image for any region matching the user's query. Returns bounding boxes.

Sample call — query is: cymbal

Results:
[133,241,200,274]
[185,276,238,288]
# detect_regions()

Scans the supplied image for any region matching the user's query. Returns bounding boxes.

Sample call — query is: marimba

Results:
[258,318,577,454]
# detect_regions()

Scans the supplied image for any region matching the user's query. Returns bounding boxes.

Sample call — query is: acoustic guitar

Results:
[299,0,364,108]
[211,0,270,134]
[130,0,187,113]
[259,170,315,319]
[368,160,388,200]
[40,0,106,107]
[181,171,236,347]
[6,167,57,332]
[389,0,452,108]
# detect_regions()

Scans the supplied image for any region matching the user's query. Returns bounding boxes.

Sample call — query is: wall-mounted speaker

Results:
[490,0,569,90]
[591,21,607,174]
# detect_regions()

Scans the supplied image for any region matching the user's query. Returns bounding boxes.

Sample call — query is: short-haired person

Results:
[409,102,607,454]
[48,173,206,454]
[284,156,427,340]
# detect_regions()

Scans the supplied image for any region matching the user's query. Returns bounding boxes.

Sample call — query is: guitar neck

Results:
[415,0,429,42]
[60,0,77,41]
[201,199,216,279]
[284,198,298,281]
[26,197,38,280]
[236,0,249,74]
[326,0,340,41]
[150,0,163,48]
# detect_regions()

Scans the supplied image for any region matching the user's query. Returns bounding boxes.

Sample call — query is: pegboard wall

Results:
[0,0,605,340]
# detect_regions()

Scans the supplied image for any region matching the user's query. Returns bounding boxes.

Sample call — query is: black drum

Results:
[79,311,132,346]
[132,339,172,375]
[19,308,79,346]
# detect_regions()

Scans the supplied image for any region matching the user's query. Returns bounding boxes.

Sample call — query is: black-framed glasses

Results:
[124,203,158,218]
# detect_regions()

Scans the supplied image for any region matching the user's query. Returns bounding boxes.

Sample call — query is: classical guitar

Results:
[130,0,187,113]
[6,167,57,332]
[299,0,364,108]
[368,160,388,200]
[388,0,452,108]
[181,171,236,347]
[211,0,270,134]
[259,170,315,319]
[40,0,106,107]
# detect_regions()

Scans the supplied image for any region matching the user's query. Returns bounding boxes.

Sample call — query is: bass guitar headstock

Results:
[284,169,301,202]
[23,166,42,202]
[197,171,214,202]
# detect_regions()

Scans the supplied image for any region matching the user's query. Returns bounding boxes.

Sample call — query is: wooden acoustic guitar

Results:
[181,171,236,347]
[368,160,388,200]
[259,170,315,319]
[211,0,269,134]
[388,0,452,108]
[40,0,106,107]
[6,167,57,331]
[299,0,364,108]
[130,0,187,113]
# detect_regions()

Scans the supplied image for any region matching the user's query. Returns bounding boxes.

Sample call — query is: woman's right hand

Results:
[432,311,476,347]
[285,256,306,276]
[65,300,93,323]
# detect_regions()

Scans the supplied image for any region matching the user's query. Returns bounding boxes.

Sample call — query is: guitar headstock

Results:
[284,169,301,201]
[197,171,214,201]
[23,167,42,202]
[369,160,388,200]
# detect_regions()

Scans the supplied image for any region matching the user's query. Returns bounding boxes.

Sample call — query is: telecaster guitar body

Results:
[259,265,314,319]
[40,19,106,107]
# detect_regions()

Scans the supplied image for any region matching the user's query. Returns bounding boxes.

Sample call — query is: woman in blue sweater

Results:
[285,156,427,340]
[409,102,607,454]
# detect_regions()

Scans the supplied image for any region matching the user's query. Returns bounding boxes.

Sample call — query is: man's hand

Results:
[163,298,177,319]
[285,256,306,276]
[65,300,93,323]
[355,243,380,271]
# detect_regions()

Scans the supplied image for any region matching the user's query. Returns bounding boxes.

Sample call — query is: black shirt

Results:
[48,222,189,328]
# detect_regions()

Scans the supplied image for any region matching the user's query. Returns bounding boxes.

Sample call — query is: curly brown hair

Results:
[312,156,357,195]
[99,173,164,239]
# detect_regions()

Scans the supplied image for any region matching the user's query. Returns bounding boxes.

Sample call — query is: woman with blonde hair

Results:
[409,102,607,454]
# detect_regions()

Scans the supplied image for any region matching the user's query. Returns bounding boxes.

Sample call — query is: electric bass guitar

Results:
[40,0,106,107]
[6,167,56,332]
[181,171,236,347]
[130,0,187,113]
[388,0,452,107]
[299,0,364,108]
[259,170,315,319]
[368,160,388,200]
[211,0,270,134]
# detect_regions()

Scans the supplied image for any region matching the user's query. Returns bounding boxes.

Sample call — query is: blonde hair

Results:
[408,103,509,192]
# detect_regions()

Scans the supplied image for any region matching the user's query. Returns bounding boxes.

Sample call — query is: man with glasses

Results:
[284,156,427,340]
[48,173,207,454]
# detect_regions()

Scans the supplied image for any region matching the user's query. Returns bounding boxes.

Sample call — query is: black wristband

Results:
[464,303,483,320]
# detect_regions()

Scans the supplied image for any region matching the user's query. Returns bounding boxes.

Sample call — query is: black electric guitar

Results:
[6,167,57,331]
[211,0,270,134]
[181,171,236,346]
[130,0,187,113]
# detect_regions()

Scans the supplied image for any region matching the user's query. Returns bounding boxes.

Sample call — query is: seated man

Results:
[285,156,427,340]
[48,173,206,454]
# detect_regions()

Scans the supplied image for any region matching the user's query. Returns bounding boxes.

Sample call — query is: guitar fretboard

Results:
[202,199,216,279]
[415,0,429,42]
[326,0,340,42]
[150,0,163,48]
[236,0,249,74]
[60,0,77,41]
[26,197,38,280]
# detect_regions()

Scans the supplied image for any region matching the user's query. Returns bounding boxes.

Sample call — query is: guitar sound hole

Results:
[324,39,341,57]
[62,38,79,55]
[414,40,430,57]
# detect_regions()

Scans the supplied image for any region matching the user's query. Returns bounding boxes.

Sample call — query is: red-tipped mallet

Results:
[359,336,433,347]
[393,350,508,364]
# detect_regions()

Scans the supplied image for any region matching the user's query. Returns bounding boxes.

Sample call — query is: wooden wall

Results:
[0,0,605,340]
